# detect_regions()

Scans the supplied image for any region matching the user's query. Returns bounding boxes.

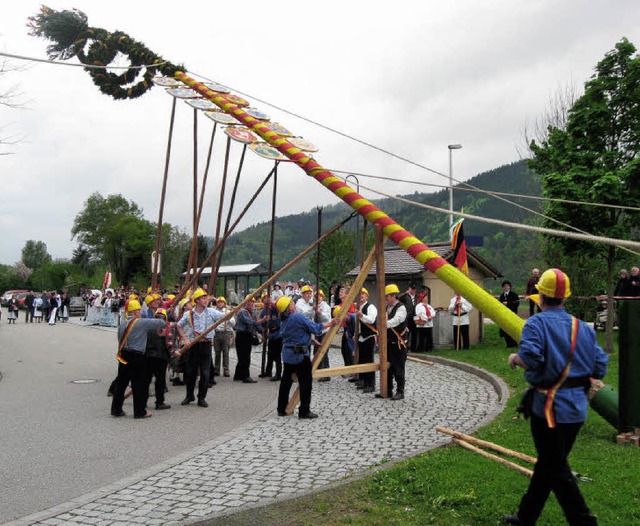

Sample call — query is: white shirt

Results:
[295,297,314,321]
[449,296,472,326]
[213,306,236,332]
[358,301,378,342]
[415,302,436,328]
[386,301,407,328]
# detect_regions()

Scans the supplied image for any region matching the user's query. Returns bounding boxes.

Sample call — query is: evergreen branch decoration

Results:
[28,5,184,99]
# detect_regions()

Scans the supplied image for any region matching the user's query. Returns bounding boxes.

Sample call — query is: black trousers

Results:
[25,307,33,323]
[234,331,253,380]
[529,300,541,318]
[416,327,433,353]
[453,324,470,349]
[266,337,283,377]
[147,356,168,405]
[111,350,149,418]
[386,343,407,395]
[278,356,313,415]
[517,416,597,525]
[185,340,212,401]
[408,320,418,352]
[358,337,375,387]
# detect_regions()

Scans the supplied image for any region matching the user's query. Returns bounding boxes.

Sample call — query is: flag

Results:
[103,271,112,289]
[450,218,469,276]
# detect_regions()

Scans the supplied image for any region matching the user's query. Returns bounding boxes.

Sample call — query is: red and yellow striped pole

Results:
[174,71,524,341]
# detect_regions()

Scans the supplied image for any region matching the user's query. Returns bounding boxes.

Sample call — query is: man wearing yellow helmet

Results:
[355,288,377,393]
[275,295,338,418]
[144,309,173,410]
[233,295,268,383]
[504,269,608,526]
[175,288,223,407]
[379,284,408,401]
[110,299,169,419]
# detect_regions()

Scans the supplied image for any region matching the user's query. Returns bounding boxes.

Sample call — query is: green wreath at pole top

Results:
[28,6,184,100]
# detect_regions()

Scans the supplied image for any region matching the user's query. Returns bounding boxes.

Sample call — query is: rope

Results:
[0,51,168,69]
[348,177,640,251]
[326,167,640,213]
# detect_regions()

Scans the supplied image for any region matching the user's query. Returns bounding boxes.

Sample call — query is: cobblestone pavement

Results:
[10,349,506,526]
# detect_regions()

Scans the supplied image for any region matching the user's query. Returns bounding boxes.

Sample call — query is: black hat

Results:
[502,280,512,287]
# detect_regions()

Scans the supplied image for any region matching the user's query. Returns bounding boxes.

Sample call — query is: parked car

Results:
[69,296,86,317]
[1,290,29,307]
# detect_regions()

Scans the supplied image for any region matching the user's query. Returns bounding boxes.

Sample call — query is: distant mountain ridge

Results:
[216,159,543,293]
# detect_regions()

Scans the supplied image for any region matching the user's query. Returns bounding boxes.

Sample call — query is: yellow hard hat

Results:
[129,294,139,301]
[144,294,156,306]
[245,293,255,302]
[361,287,369,296]
[147,286,153,294]
[332,306,341,317]
[317,289,325,298]
[275,296,292,313]
[301,285,313,293]
[536,269,571,299]
[216,296,227,304]
[179,298,189,308]
[385,284,400,295]
[167,294,175,300]
[155,308,167,318]
[126,299,142,312]
[192,288,207,301]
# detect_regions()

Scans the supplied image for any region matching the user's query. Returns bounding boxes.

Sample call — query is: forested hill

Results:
[219,159,543,292]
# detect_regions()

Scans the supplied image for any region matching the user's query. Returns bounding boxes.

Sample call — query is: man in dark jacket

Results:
[498,280,520,348]
[398,282,418,352]
[25,292,35,323]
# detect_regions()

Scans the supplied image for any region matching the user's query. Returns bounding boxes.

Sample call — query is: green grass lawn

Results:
[206,325,639,526]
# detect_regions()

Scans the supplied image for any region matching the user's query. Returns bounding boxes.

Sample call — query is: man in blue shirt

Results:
[275,295,338,419]
[505,269,608,526]
[176,288,223,407]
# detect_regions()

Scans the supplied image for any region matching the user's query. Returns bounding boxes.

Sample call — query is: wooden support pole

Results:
[452,438,533,477]
[375,224,389,398]
[151,96,177,289]
[285,243,378,414]
[436,426,537,464]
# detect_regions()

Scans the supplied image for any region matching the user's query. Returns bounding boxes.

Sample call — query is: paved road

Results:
[1,315,507,526]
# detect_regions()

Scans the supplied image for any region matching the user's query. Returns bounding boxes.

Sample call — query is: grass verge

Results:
[199,325,639,526]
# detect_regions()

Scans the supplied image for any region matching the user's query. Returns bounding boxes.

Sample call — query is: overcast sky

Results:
[1,0,639,265]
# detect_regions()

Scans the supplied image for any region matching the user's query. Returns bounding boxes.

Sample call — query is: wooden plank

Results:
[375,225,389,397]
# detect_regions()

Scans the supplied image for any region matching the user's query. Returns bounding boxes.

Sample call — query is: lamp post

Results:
[345,174,360,265]
[448,144,462,226]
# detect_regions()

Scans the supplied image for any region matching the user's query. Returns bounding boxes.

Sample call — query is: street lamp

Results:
[448,144,462,226]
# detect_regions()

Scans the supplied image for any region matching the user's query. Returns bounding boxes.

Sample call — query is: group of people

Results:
[4,290,70,325]
[614,266,640,297]
[107,280,440,420]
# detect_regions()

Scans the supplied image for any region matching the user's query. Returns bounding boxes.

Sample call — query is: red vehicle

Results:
[16,291,40,309]
[1,290,29,307]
